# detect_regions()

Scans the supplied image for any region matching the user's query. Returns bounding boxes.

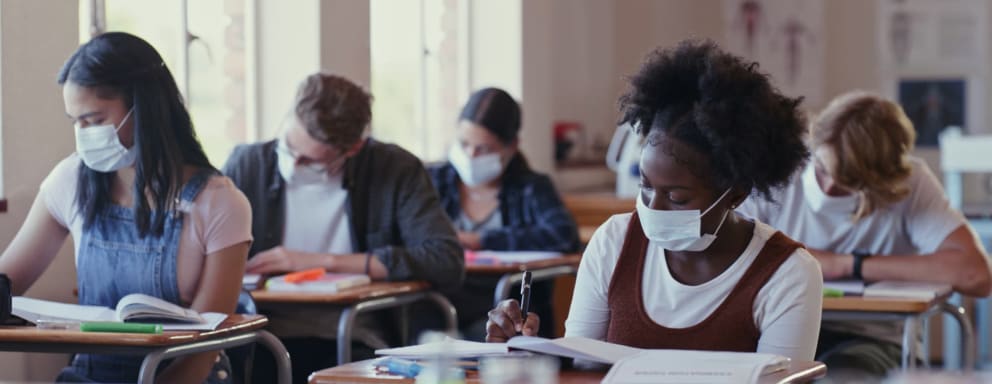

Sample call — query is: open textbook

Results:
[12,294,227,331]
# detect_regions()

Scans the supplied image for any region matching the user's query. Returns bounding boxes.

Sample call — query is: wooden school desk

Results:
[308,357,827,384]
[822,294,975,370]
[0,314,291,384]
[465,254,582,307]
[252,281,458,365]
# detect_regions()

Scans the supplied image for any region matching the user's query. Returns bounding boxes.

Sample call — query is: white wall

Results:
[0,0,80,381]
[254,0,321,139]
[320,0,371,88]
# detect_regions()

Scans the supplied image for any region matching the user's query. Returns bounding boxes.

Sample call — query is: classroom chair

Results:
[939,128,992,369]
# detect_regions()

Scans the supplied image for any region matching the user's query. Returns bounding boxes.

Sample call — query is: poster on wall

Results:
[878,0,987,70]
[898,78,966,146]
[878,0,987,140]
[722,0,825,108]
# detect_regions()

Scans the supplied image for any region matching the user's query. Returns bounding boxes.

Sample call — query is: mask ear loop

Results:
[705,208,731,236]
[700,188,734,236]
[700,188,734,216]
[114,108,135,133]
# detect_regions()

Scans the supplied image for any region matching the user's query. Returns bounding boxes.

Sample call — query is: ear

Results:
[506,138,520,155]
[728,187,750,209]
[345,139,366,157]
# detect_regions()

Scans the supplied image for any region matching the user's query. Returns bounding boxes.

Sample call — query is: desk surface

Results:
[0,314,267,347]
[465,254,582,275]
[822,294,948,313]
[251,281,431,304]
[309,357,826,384]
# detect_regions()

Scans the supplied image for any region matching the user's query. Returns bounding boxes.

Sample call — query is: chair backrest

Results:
[938,128,992,210]
[562,193,635,228]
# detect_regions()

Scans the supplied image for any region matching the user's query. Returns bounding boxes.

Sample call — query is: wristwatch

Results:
[852,250,871,280]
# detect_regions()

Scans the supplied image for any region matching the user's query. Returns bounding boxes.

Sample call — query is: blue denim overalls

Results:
[56,171,232,384]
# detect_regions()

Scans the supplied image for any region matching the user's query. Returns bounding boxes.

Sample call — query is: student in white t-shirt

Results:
[738,91,992,379]
[485,40,824,361]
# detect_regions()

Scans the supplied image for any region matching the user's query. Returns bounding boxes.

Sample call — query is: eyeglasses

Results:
[277,139,348,173]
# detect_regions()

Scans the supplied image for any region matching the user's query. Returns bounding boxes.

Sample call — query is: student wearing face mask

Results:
[427,87,580,340]
[485,40,823,361]
[223,73,463,384]
[0,32,251,383]
[737,91,991,379]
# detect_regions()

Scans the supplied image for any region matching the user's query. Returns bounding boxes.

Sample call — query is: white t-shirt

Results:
[736,157,967,343]
[40,154,253,305]
[282,172,353,255]
[737,157,965,256]
[564,213,823,361]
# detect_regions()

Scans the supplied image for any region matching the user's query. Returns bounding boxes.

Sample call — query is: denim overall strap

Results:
[62,170,227,384]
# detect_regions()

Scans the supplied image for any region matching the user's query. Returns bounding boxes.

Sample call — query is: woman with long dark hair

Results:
[428,87,579,339]
[0,32,252,383]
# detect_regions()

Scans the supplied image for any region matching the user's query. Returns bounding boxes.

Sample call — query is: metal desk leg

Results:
[337,305,360,365]
[425,291,458,335]
[921,315,931,368]
[978,297,990,367]
[944,293,964,369]
[138,349,167,384]
[941,302,976,371]
[902,315,918,370]
[256,330,293,384]
[136,331,291,384]
[492,266,580,307]
[494,273,523,308]
[399,304,411,345]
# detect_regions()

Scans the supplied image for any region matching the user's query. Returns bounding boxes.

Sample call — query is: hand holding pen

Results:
[484,270,540,342]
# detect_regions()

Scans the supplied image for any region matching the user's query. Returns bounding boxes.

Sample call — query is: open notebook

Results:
[13,295,227,331]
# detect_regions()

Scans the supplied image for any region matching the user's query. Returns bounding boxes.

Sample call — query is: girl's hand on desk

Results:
[485,299,540,342]
[808,248,853,280]
[457,231,482,250]
[246,246,324,274]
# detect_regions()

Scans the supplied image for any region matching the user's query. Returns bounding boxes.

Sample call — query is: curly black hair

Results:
[619,40,809,201]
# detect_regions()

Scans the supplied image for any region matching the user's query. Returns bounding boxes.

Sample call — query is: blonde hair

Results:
[811,91,916,220]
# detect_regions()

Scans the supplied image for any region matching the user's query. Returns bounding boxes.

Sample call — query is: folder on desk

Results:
[464,251,562,265]
[863,281,952,300]
[264,272,371,293]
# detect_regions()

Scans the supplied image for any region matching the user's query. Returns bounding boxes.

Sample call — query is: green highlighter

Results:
[822,288,844,298]
[80,322,163,334]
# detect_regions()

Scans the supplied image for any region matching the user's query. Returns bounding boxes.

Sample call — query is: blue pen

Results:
[376,358,422,378]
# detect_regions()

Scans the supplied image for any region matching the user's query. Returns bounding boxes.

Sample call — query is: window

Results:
[370,0,467,162]
[79,0,253,166]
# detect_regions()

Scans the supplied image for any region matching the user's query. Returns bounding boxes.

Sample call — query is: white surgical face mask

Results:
[636,187,732,252]
[276,135,331,185]
[449,144,505,187]
[801,164,857,213]
[74,109,136,172]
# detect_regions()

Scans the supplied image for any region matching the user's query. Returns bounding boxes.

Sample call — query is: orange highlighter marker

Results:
[283,268,325,283]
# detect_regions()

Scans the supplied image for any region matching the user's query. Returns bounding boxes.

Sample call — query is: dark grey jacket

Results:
[222,138,464,292]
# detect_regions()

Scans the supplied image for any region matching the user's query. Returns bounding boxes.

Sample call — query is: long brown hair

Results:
[812,91,916,220]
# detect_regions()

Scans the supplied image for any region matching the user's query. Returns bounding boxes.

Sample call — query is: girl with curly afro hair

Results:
[486,40,823,362]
